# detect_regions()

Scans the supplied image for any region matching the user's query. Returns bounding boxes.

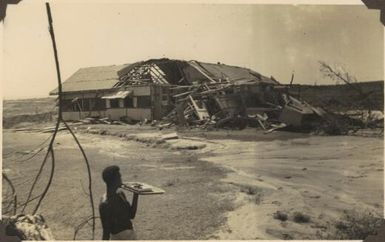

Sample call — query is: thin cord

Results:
[15,4,96,240]
[32,147,56,214]
[2,172,17,215]
[30,3,95,239]
[21,129,58,213]
[73,216,100,240]
[63,121,96,239]
[3,195,41,215]
[5,133,53,160]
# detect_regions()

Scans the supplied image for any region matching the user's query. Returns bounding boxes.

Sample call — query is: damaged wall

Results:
[59,84,171,121]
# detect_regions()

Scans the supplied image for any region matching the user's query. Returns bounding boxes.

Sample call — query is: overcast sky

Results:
[1,1,384,99]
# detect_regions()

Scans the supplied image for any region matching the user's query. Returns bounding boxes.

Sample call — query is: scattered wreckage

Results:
[158,81,354,134]
[51,58,383,134]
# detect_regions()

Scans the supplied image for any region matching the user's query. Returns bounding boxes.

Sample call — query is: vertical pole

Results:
[289,72,294,87]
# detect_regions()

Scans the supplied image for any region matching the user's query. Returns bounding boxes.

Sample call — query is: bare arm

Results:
[130,193,139,219]
[118,189,139,219]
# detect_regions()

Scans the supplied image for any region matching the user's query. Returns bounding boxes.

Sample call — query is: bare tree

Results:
[319,61,360,90]
[319,61,378,124]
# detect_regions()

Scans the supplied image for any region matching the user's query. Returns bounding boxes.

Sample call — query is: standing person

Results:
[99,165,139,240]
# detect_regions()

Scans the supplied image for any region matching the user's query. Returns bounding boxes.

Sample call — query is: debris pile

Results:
[111,59,385,134]
[154,80,384,135]
[153,82,323,132]
[4,214,54,240]
[78,117,128,125]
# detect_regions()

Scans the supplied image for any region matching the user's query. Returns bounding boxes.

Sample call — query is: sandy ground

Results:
[2,125,384,240]
[2,130,234,240]
[197,135,384,239]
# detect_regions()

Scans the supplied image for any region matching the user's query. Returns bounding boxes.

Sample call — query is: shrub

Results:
[240,185,260,195]
[333,210,384,240]
[254,193,263,204]
[293,212,311,223]
[273,211,288,221]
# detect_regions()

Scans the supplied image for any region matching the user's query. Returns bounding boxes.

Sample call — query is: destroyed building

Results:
[49,58,335,131]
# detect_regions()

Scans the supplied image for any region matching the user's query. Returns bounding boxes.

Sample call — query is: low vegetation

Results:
[333,210,384,240]
[239,184,261,195]
[273,211,288,222]
[320,209,384,240]
[292,212,311,223]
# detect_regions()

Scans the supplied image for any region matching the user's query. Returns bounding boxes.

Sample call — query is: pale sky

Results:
[1,1,384,99]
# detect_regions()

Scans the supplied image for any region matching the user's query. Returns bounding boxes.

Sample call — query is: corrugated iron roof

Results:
[50,59,279,95]
[192,61,278,85]
[49,64,129,94]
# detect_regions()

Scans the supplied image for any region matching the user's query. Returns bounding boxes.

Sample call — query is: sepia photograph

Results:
[1,0,384,240]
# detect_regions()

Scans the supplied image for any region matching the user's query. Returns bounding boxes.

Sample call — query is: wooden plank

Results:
[149,64,168,84]
[173,91,193,98]
[264,123,287,134]
[188,95,209,120]
[169,85,192,90]
[256,119,266,130]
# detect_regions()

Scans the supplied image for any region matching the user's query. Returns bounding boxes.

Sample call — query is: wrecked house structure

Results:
[49,63,168,121]
[50,58,368,133]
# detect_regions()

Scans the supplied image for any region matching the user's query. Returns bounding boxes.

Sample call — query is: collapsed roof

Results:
[50,58,279,95]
